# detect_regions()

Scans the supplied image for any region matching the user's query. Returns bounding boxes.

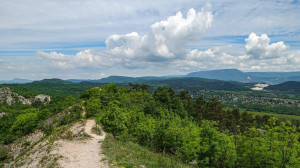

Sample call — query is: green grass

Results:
[102,134,195,168]
[247,111,300,122]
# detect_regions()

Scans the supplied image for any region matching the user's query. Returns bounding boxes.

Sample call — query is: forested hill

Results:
[246,71,300,78]
[1,83,300,167]
[0,78,33,84]
[0,78,93,98]
[78,77,251,92]
[2,69,300,85]
[187,69,250,82]
[142,77,251,91]
[88,75,175,83]
[85,69,300,85]
[266,81,300,93]
[187,69,300,84]
[79,84,300,167]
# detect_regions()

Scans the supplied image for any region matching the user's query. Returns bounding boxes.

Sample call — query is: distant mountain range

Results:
[1,69,300,85]
[83,69,300,84]
[187,69,250,82]
[2,73,300,94]
[0,78,33,84]
[186,69,300,84]
[1,77,250,92]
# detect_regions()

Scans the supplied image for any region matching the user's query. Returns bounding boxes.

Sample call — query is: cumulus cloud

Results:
[245,33,288,59]
[106,7,213,62]
[174,46,244,71]
[287,51,300,64]
[37,49,120,70]
[242,33,300,70]
[38,6,214,71]
[34,9,300,77]
[174,32,300,72]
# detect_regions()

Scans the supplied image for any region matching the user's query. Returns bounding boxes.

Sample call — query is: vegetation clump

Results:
[0,82,299,167]
[81,83,300,167]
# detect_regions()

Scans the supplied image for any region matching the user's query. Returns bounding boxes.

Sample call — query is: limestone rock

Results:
[0,112,6,117]
[0,87,51,105]
[34,94,51,104]
[0,87,31,105]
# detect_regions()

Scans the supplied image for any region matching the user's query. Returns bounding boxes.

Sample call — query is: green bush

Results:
[0,147,8,161]
[10,112,38,136]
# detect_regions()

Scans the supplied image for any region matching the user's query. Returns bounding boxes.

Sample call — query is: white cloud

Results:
[106,7,213,62]
[245,33,288,59]
[1,1,300,79]
[36,29,300,77]
[287,51,300,64]
[37,7,213,72]
[173,32,300,72]
[37,49,120,70]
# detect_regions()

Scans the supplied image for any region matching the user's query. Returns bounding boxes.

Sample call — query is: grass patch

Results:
[92,124,102,136]
[247,111,300,122]
[102,133,194,168]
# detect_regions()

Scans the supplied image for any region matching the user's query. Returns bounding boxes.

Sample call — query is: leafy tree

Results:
[101,102,128,137]
[85,98,102,117]
[240,111,253,133]
[197,120,236,167]
[264,118,300,167]
[194,95,207,122]
[10,112,38,136]
[129,83,150,92]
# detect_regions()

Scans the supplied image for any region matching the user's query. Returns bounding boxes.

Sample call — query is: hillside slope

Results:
[144,77,250,91]
[187,69,300,84]
[0,79,93,98]
[266,81,300,93]
[187,69,251,82]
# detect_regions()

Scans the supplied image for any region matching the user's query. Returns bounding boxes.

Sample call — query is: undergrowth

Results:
[102,133,194,168]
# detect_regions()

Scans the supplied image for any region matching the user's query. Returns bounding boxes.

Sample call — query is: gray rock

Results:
[0,87,30,105]
[0,87,51,105]
[0,112,6,117]
[34,94,51,104]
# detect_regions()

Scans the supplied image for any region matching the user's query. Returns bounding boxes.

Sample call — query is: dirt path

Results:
[52,120,108,168]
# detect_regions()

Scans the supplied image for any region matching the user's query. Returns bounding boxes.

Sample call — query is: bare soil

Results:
[52,120,108,168]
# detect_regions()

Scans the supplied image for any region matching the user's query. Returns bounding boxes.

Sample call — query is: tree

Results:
[264,118,300,167]
[100,102,128,137]
[194,95,207,122]
[240,112,253,133]
[129,83,150,92]
[197,120,236,167]
[154,86,176,108]
[232,108,241,126]
[85,98,102,117]
[10,112,38,136]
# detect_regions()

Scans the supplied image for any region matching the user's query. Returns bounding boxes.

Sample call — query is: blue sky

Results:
[0,0,300,80]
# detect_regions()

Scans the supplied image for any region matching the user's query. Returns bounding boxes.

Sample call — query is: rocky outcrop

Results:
[0,87,31,105]
[34,94,51,105]
[0,112,6,117]
[0,87,51,105]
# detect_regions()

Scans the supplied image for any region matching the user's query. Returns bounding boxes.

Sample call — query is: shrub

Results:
[0,147,8,161]
[10,112,38,136]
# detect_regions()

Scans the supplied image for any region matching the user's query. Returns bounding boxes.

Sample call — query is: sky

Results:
[0,0,300,80]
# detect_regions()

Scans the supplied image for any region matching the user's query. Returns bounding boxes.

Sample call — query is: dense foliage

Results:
[0,96,81,144]
[0,79,93,98]
[81,84,300,167]
[192,89,300,118]
[1,82,299,167]
[266,81,300,93]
